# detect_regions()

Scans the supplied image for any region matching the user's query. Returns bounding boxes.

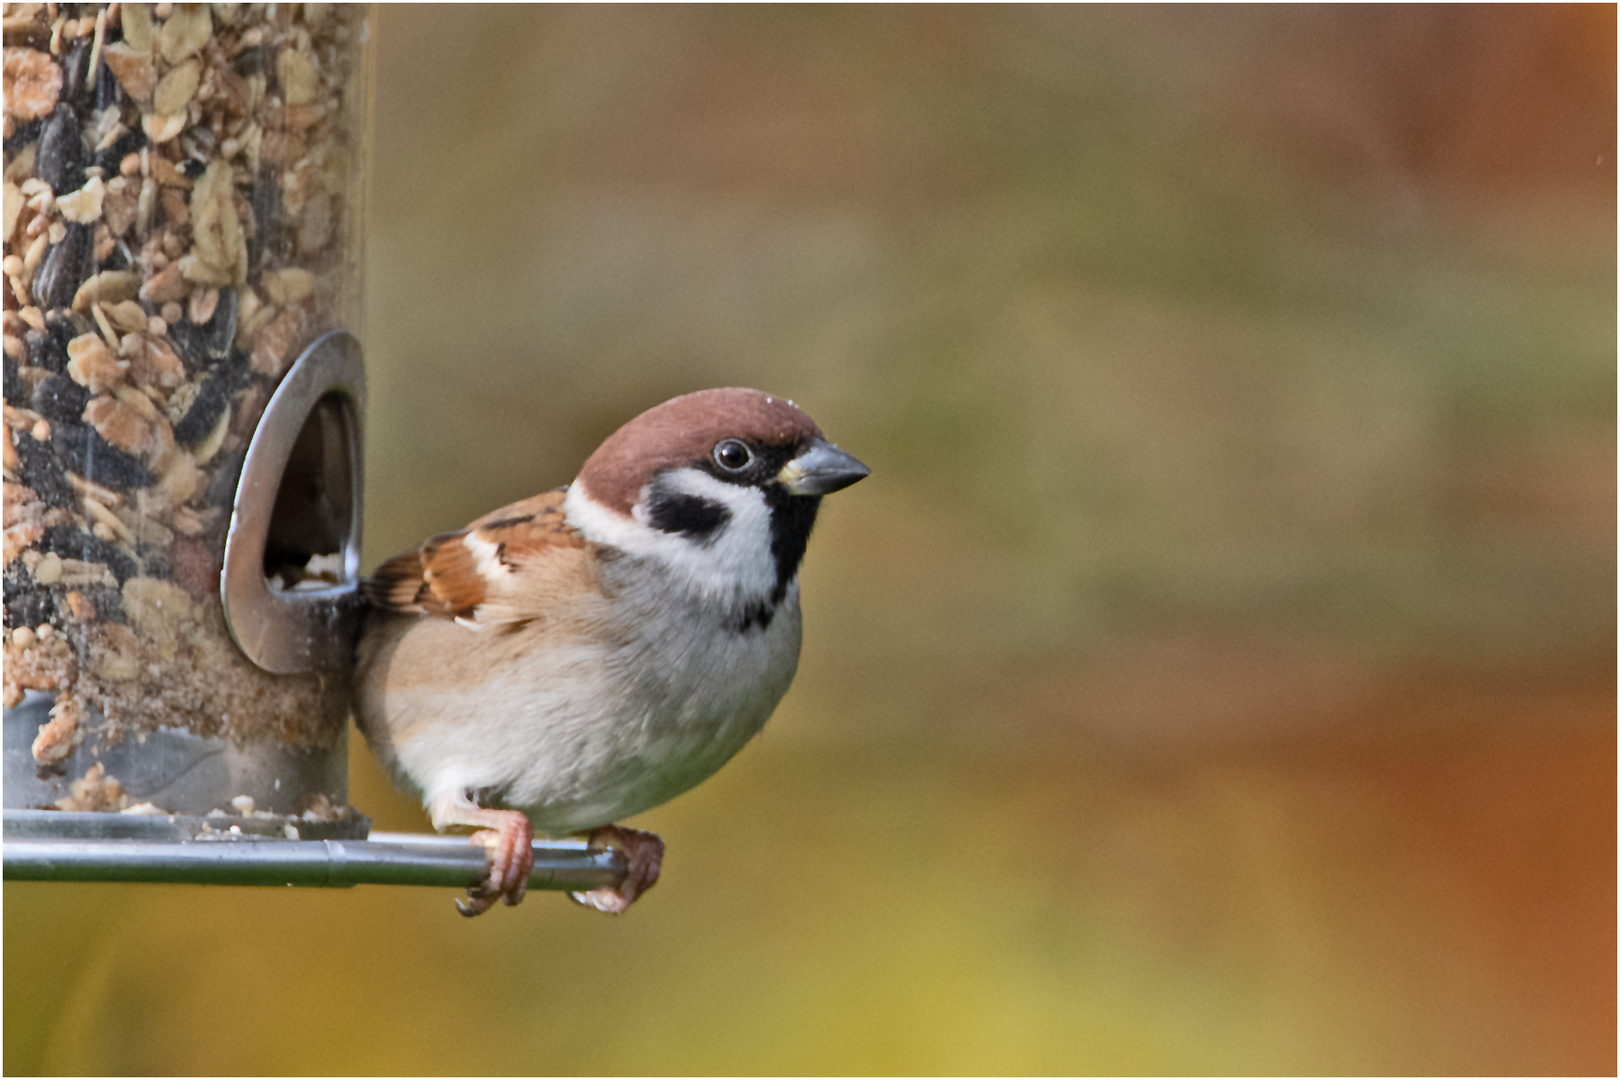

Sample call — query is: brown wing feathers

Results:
[362,488,582,621]
[362,548,439,613]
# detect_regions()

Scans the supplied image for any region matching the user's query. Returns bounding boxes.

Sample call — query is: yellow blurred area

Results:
[7,6,1614,1074]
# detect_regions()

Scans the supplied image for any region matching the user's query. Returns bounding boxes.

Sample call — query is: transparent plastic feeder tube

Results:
[3,3,373,833]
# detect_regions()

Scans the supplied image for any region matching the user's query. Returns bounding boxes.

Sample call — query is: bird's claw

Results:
[571,824,664,914]
[456,813,534,917]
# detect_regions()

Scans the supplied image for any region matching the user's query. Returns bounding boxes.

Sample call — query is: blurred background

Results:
[7,5,1614,1074]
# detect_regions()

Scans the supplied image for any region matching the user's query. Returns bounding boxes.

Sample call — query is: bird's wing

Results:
[363,487,587,627]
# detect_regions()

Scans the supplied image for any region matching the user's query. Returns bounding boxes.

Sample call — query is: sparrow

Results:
[354,388,869,915]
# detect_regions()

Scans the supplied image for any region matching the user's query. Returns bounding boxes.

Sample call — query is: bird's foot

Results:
[571,824,664,914]
[457,811,534,917]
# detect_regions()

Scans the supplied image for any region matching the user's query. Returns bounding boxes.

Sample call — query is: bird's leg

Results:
[571,824,664,914]
[428,793,534,917]
[461,811,534,916]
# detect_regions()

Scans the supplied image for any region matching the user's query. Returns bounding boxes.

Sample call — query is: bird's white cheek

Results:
[652,469,778,593]
[566,473,779,605]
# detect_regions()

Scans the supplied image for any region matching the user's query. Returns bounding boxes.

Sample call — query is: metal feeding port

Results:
[3,331,619,897]
[220,329,367,676]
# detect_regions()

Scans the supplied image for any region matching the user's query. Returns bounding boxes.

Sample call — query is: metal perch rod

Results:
[2,832,626,891]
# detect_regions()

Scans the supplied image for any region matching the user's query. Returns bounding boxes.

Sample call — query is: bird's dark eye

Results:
[713,439,753,472]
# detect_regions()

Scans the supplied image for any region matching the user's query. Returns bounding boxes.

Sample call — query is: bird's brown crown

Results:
[576,388,824,515]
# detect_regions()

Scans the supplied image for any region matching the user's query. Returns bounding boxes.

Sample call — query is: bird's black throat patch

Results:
[765,488,820,605]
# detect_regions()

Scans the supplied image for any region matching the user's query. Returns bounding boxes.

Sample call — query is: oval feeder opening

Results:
[222,331,366,676]
[264,394,357,593]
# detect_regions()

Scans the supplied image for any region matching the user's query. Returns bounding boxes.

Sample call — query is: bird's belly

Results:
[377,603,801,834]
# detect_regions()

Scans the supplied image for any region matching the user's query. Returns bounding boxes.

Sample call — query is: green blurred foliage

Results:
[8,6,1614,1074]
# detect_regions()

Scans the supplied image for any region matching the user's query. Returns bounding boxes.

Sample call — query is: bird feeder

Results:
[3,4,620,896]
[4,0,370,837]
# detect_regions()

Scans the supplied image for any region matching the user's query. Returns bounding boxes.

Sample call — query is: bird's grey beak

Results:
[778,439,870,496]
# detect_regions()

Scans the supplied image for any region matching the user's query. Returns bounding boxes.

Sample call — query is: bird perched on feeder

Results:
[354,388,869,915]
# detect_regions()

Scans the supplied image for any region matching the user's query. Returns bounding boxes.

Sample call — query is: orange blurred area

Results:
[6,6,1614,1074]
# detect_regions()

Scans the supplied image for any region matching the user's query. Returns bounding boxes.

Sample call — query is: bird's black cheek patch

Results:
[646,490,731,542]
